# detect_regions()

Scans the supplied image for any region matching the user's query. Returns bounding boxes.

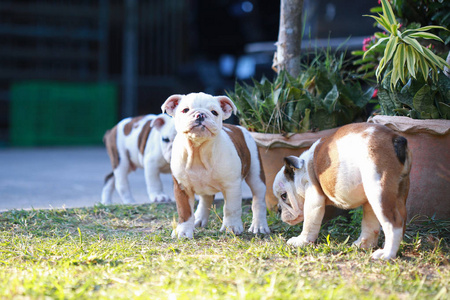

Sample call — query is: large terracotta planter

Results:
[250,128,338,211]
[368,115,450,220]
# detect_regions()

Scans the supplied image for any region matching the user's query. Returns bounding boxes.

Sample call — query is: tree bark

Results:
[272,0,304,78]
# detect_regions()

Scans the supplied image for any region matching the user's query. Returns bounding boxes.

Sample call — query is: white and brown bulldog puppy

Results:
[101,113,176,205]
[273,123,412,260]
[161,92,270,238]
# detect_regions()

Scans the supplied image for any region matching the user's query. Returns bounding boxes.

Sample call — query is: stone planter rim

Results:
[249,127,339,149]
[367,115,450,136]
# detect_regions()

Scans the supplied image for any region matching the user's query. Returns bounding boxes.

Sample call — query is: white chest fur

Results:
[171,131,242,196]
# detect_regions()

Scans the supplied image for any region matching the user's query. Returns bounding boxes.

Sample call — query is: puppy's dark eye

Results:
[280,193,287,201]
[162,137,170,143]
[211,110,218,116]
[182,108,189,113]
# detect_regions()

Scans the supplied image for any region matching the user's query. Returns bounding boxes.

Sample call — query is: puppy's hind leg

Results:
[101,172,115,205]
[364,176,407,260]
[114,163,135,204]
[353,202,380,249]
[245,171,270,234]
[195,195,214,228]
[144,161,171,202]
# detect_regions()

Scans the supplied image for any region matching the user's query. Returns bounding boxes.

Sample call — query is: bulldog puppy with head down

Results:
[161,92,270,238]
[273,123,412,260]
[102,113,176,205]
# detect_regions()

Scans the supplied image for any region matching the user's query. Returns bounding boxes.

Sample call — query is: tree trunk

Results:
[272,0,304,78]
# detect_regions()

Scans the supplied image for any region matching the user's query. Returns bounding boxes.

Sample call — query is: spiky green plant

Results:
[364,0,449,89]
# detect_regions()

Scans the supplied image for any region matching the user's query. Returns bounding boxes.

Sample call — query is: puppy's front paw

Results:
[194,216,208,228]
[371,248,396,260]
[220,220,244,235]
[249,220,270,234]
[353,236,378,249]
[171,222,194,239]
[149,193,172,203]
[287,236,313,247]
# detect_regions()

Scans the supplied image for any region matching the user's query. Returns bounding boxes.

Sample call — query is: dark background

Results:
[0,0,378,146]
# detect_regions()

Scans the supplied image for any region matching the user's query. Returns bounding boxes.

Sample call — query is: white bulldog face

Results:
[273,155,307,225]
[152,114,177,163]
[161,92,236,142]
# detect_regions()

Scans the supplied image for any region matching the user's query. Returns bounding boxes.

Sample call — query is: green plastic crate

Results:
[10,81,118,146]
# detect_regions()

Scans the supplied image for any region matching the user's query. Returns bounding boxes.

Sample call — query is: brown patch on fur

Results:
[103,126,120,169]
[223,124,251,178]
[173,176,192,223]
[124,116,144,136]
[138,120,153,155]
[366,125,411,228]
[313,123,411,227]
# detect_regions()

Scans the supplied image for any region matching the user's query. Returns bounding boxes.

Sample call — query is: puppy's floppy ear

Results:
[283,156,304,181]
[151,115,166,130]
[216,96,237,120]
[161,94,183,117]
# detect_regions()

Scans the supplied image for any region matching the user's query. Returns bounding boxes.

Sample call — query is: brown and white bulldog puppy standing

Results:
[161,92,270,238]
[273,123,412,260]
[102,113,176,205]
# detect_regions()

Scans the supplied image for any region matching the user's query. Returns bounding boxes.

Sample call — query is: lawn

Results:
[0,201,449,299]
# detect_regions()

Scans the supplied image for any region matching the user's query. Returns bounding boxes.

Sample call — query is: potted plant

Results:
[354,0,450,219]
[227,50,374,209]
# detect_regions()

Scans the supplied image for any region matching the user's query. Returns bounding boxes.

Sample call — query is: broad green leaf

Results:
[323,85,339,113]
[394,44,407,83]
[363,37,389,59]
[366,14,392,33]
[374,32,389,39]
[380,0,397,25]
[438,102,450,119]
[376,57,386,80]
[271,88,282,106]
[402,36,424,54]
[422,46,449,69]
[351,50,366,56]
[370,7,383,13]
[412,84,440,119]
[384,36,399,65]
[408,32,444,42]
[417,55,429,82]
[405,46,416,79]
[403,25,449,35]
[299,108,310,132]
[376,88,397,116]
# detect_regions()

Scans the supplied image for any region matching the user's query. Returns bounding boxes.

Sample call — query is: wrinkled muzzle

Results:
[279,197,304,225]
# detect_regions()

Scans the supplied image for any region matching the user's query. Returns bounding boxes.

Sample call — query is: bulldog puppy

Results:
[161,92,270,238]
[273,123,412,260]
[101,113,176,205]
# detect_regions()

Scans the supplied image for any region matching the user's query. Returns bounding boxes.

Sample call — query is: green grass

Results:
[0,202,449,299]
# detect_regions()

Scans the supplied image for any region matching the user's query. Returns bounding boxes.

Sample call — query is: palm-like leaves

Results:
[364,0,449,90]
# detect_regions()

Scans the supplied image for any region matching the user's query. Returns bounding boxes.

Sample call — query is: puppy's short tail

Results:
[393,136,408,165]
[104,172,114,184]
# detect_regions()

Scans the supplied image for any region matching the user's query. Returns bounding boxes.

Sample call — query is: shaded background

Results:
[0,0,377,147]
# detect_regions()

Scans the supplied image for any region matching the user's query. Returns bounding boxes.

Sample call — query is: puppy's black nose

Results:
[195,112,206,123]
[277,205,282,216]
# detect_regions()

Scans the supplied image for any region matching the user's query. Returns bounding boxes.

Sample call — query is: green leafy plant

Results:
[390,0,450,46]
[377,70,450,119]
[364,0,449,89]
[227,51,374,134]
